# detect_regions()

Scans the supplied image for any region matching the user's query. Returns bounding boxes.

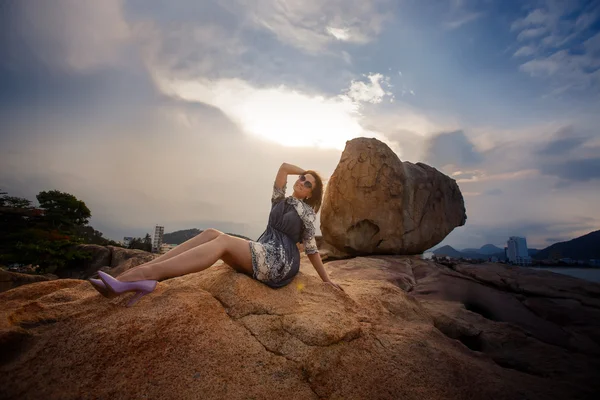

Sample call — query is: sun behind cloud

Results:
[158,76,396,150]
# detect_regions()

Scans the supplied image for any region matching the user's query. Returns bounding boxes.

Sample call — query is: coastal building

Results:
[507,236,532,265]
[152,225,164,253]
[160,243,177,254]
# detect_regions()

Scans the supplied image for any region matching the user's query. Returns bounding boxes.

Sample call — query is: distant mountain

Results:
[528,249,539,257]
[432,244,504,260]
[479,244,503,255]
[163,228,252,245]
[534,230,600,260]
[461,244,503,255]
[163,229,202,245]
[433,245,465,258]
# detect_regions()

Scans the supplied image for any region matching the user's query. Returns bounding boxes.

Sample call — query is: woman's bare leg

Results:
[117,234,253,282]
[116,229,223,279]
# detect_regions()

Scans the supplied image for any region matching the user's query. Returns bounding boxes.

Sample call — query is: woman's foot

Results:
[89,278,119,299]
[98,271,157,307]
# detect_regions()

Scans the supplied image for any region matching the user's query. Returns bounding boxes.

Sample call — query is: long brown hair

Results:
[303,170,324,214]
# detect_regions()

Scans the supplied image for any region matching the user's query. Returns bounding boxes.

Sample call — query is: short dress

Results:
[248,182,319,288]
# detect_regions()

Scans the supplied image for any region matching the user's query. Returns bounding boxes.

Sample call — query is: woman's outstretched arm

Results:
[275,162,305,189]
[307,252,344,291]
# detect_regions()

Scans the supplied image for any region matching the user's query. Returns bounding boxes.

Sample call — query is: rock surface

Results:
[0,270,57,294]
[55,245,158,280]
[320,138,466,255]
[1,256,599,399]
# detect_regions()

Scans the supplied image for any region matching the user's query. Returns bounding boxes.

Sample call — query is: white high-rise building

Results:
[152,225,164,253]
[507,236,531,265]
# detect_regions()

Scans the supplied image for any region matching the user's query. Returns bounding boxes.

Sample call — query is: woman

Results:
[90,162,344,307]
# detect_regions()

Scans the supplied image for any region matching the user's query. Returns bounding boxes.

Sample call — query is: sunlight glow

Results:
[160,77,375,150]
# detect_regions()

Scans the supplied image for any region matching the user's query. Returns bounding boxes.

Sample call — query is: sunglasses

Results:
[299,174,313,189]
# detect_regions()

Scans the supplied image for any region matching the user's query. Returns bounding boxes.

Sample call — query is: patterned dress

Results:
[248,182,319,288]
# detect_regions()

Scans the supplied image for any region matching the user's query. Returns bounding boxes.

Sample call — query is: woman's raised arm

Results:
[275,163,305,189]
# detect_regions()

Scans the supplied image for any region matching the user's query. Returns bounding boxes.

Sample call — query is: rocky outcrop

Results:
[1,256,599,399]
[55,245,158,280]
[0,270,58,294]
[320,138,466,256]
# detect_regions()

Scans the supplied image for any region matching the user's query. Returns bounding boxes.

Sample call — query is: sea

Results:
[528,267,600,283]
[422,252,600,284]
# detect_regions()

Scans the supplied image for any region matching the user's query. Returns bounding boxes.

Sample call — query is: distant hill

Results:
[528,249,539,257]
[163,229,252,245]
[479,244,503,255]
[534,230,600,260]
[163,229,202,245]
[433,245,467,258]
[433,245,505,260]
[461,244,503,255]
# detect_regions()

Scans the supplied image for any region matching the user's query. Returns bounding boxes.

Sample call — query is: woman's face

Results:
[294,173,316,199]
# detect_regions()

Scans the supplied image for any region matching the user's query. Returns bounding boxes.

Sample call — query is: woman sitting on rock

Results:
[89,162,344,306]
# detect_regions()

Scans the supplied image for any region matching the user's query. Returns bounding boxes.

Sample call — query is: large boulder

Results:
[320,137,466,255]
[1,256,599,399]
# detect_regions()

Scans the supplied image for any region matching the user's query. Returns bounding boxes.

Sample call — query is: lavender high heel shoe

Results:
[89,278,119,299]
[97,271,158,307]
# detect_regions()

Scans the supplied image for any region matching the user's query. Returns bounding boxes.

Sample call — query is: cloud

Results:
[517,27,547,41]
[510,1,600,94]
[519,49,600,91]
[540,158,600,183]
[156,77,370,150]
[532,126,600,185]
[483,188,502,196]
[513,45,537,57]
[224,0,393,53]
[536,128,588,156]
[343,73,394,104]
[424,130,483,169]
[2,0,130,72]
[511,8,550,31]
[444,11,484,30]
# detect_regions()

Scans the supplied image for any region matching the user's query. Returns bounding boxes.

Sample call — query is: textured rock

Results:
[1,256,599,399]
[0,270,57,294]
[320,137,466,255]
[108,246,157,269]
[53,245,157,280]
[54,244,111,279]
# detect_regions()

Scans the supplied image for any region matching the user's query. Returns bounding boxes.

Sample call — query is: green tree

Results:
[0,191,33,208]
[36,190,91,233]
[143,233,152,252]
[128,234,152,252]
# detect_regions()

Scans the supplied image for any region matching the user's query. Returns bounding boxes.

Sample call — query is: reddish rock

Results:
[320,137,466,256]
[0,270,57,294]
[1,257,598,399]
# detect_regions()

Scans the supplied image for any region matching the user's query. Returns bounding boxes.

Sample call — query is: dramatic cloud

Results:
[539,158,600,183]
[424,130,484,169]
[2,0,130,72]
[1,0,599,250]
[511,0,600,94]
[223,0,393,53]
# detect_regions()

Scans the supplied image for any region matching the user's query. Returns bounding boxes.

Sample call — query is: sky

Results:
[1,0,599,250]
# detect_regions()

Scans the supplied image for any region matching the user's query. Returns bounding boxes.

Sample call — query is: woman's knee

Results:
[201,228,223,238]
